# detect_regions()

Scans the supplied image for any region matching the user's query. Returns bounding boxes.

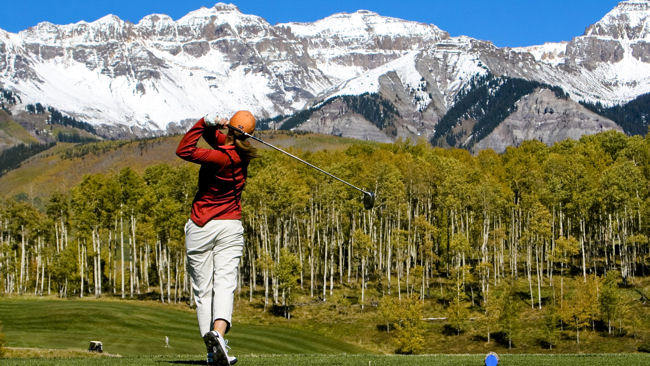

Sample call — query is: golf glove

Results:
[204,112,228,128]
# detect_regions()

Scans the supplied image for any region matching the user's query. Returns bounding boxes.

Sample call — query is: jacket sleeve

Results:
[202,121,227,149]
[176,118,232,165]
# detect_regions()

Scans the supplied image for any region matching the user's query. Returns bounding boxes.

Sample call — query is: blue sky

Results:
[1,0,622,47]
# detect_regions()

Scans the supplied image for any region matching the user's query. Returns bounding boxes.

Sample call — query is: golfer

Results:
[176,110,258,366]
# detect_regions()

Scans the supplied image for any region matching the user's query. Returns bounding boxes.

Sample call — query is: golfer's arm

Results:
[203,124,227,149]
[176,119,230,165]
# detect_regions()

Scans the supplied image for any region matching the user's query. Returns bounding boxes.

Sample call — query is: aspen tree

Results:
[498,281,520,350]
[393,295,424,354]
[276,248,301,319]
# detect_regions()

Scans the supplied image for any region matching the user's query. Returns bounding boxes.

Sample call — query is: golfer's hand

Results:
[204,113,229,128]
[214,117,229,129]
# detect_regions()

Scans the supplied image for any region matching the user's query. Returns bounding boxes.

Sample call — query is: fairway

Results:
[3,354,650,365]
[0,297,367,356]
[2,298,650,365]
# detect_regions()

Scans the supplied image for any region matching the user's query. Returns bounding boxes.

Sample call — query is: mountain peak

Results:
[280,10,446,41]
[137,13,174,26]
[335,9,380,17]
[212,3,241,12]
[355,9,379,15]
[585,0,650,39]
[179,2,241,20]
[90,14,126,27]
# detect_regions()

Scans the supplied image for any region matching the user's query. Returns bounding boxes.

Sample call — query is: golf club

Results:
[227,124,376,209]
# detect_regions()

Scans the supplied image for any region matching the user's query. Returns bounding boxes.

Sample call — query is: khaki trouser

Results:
[185,219,244,336]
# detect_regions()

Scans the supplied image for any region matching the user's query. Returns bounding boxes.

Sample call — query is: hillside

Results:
[582,92,650,135]
[0,110,39,149]
[0,131,375,200]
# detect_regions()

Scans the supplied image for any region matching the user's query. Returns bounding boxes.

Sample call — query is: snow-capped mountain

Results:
[279,10,448,83]
[0,3,447,134]
[513,0,650,105]
[317,0,650,110]
[0,1,649,150]
[292,0,650,149]
[1,4,328,133]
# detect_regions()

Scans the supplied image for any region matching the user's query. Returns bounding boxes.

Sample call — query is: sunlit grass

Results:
[3,353,650,365]
[0,297,368,357]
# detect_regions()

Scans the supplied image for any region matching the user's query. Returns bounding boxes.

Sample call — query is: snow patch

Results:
[280,10,444,40]
[515,42,568,66]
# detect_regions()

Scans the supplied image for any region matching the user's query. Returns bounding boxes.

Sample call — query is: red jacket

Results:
[176,118,248,226]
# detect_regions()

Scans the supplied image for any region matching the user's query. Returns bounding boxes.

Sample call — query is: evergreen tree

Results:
[0,143,56,176]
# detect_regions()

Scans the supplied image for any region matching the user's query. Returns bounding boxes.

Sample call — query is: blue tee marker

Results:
[485,352,499,366]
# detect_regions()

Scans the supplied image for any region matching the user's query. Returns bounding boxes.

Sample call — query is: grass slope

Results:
[0,111,39,148]
[0,297,367,357]
[0,131,372,200]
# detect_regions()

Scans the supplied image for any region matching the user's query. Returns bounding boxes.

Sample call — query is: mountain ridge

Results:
[0,1,649,152]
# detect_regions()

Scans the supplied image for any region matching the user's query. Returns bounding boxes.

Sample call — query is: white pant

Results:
[185,219,244,336]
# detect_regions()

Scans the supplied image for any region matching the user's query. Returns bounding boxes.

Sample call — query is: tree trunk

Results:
[527,244,534,308]
[34,237,40,295]
[145,244,150,291]
[387,226,392,295]
[580,219,587,282]
[40,238,45,295]
[131,214,138,295]
[156,240,164,303]
[167,243,172,303]
[19,226,25,294]
[322,230,327,301]
[130,236,134,298]
[80,242,85,298]
[536,244,542,310]
[121,214,125,298]
[361,256,365,309]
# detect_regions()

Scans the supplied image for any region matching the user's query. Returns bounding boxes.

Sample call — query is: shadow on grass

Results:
[160,360,205,365]
[442,324,465,336]
[491,331,515,348]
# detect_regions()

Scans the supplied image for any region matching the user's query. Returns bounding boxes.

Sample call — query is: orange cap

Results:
[229,110,256,135]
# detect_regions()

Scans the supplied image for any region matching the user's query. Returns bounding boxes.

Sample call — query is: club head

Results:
[362,191,375,210]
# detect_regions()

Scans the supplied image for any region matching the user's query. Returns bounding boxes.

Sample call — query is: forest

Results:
[431,74,569,148]
[0,129,649,352]
[582,92,650,136]
[263,92,400,132]
[0,142,56,176]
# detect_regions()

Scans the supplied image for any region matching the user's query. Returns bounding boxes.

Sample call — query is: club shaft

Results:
[230,126,369,194]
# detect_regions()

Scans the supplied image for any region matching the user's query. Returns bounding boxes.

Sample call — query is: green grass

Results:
[2,297,650,365]
[0,297,367,357]
[2,354,650,365]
